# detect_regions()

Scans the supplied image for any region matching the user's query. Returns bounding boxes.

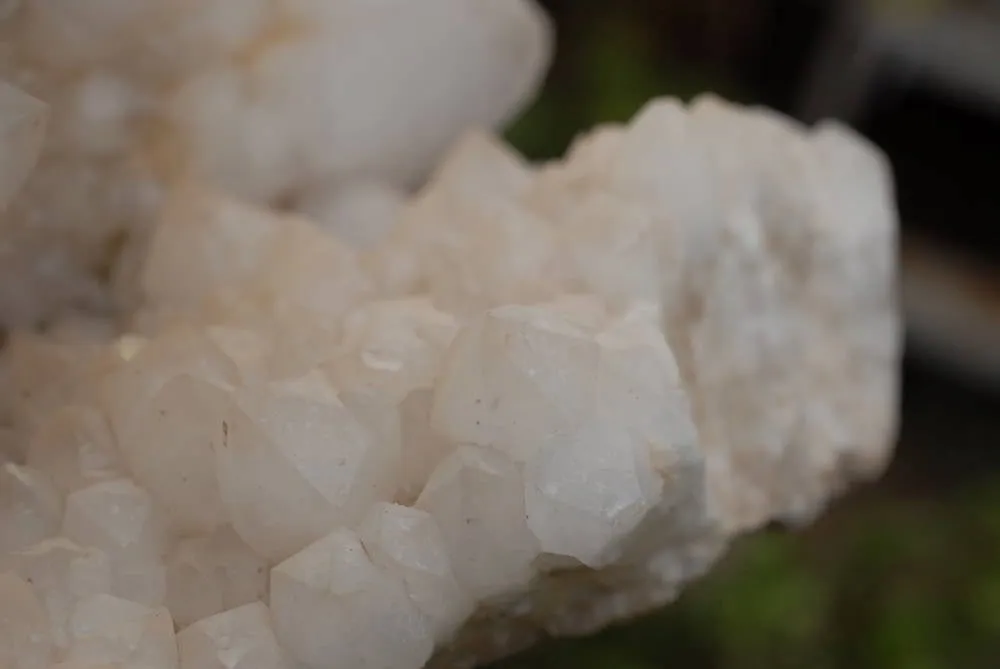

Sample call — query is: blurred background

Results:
[491,1,1000,667]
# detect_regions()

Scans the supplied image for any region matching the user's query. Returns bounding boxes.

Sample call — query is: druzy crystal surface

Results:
[0,4,899,668]
[0,91,900,668]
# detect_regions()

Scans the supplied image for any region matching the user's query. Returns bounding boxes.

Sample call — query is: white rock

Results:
[270,528,433,669]
[2,538,113,650]
[359,502,473,642]
[64,594,177,669]
[0,463,63,555]
[61,479,169,606]
[165,526,269,629]
[0,572,54,669]
[177,602,288,669]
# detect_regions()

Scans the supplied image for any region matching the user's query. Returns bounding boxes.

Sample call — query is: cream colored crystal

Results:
[2,538,113,650]
[270,528,434,669]
[64,595,177,669]
[0,0,551,326]
[0,81,47,209]
[416,444,540,601]
[358,502,473,643]
[177,602,289,669]
[0,572,54,669]
[26,405,123,494]
[216,372,398,562]
[165,526,269,629]
[0,87,898,669]
[61,479,169,606]
[0,462,63,554]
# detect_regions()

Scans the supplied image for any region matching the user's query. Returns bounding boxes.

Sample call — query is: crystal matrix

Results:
[0,93,899,669]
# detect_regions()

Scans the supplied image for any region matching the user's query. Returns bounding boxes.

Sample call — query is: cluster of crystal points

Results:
[0,0,551,326]
[0,86,900,668]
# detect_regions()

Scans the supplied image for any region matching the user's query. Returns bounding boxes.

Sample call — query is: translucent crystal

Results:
[270,528,433,669]
[0,572,54,669]
[2,538,113,650]
[297,180,405,249]
[26,405,123,494]
[140,188,284,311]
[165,525,268,629]
[0,463,63,555]
[359,502,473,642]
[0,82,48,208]
[329,297,459,502]
[61,479,169,606]
[177,602,289,669]
[101,328,240,533]
[415,445,539,600]
[64,595,177,669]
[215,372,398,561]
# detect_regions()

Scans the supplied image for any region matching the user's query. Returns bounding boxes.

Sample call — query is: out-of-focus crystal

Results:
[2,538,113,650]
[64,595,177,669]
[26,405,123,494]
[165,525,269,629]
[0,463,63,555]
[61,479,168,606]
[0,572,54,669]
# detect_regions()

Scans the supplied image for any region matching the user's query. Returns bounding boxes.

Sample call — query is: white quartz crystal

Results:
[0,81,47,209]
[217,372,398,562]
[64,595,177,669]
[0,462,63,554]
[2,538,113,649]
[359,502,473,642]
[271,528,434,669]
[26,405,123,494]
[61,479,169,606]
[177,602,288,669]
[416,444,540,601]
[0,87,899,669]
[0,572,54,669]
[165,526,269,629]
[0,0,552,326]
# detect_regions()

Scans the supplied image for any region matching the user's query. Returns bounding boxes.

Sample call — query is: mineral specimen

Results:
[0,0,552,326]
[0,86,900,669]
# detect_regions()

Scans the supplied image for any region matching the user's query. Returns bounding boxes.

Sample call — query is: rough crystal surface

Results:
[0,90,899,669]
[0,0,552,326]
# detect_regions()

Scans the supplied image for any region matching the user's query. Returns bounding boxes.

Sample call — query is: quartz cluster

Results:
[0,0,552,326]
[0,88,901,669]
